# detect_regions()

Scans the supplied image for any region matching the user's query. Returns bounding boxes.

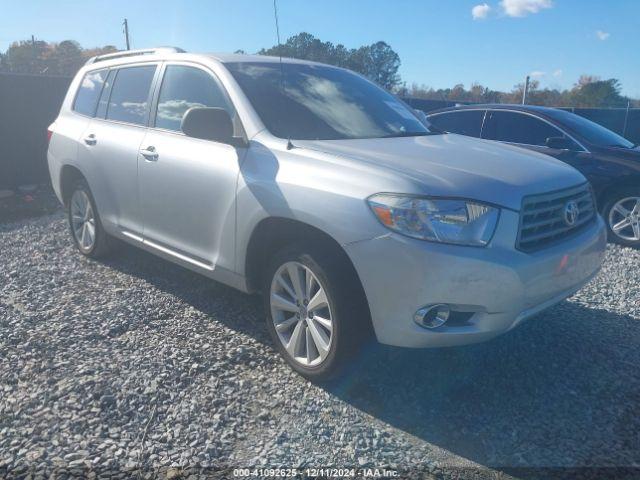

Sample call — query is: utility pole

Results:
[31,35,36,73]
[522,75,530,105]
[123,19,131,50]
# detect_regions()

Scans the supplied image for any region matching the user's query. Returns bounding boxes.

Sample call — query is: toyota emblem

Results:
[564,201,580,226]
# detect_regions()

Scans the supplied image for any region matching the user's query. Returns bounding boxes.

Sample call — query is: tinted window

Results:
[106,66,156,125]
[95,70,116,118]
[483,111,565,147]
[545,109,634,148]
[428,110,484,137]
[155,66,230,132]
[225,62,431,140]
[73,70,108,116]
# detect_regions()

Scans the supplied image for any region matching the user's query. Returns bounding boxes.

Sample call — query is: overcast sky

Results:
[2,0,638,97]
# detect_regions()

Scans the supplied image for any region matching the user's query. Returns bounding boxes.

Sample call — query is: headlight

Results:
[367,194,499,246]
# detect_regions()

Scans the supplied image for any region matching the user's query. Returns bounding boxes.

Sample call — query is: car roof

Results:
[84,48,333,70]
[427,103,562,116]
[206,53,328,66]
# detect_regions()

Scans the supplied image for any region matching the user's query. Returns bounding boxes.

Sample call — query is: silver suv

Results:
[48,48,607,379]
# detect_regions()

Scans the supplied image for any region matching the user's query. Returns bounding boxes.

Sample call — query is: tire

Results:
[67,179,113,258]
[602,186,640,248]
[263,243,370,381]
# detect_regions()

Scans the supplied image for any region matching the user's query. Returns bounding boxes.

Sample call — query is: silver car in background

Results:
[47,48,606,379]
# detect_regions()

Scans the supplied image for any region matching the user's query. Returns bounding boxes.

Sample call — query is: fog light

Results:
[414,304,450,329]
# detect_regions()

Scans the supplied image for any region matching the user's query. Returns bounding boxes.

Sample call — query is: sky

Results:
[2,0,639,97]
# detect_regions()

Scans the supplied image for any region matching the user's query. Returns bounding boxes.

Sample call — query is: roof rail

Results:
[84,47,186,66]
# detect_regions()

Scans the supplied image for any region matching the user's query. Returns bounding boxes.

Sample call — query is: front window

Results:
[545,109,635,149]
[154,65,231,132]
[225,62,432,140]
[482,110,577,148]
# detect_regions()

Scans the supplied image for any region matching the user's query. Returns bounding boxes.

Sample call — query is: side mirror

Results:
[181,107,235,144]
[545,136,573,150]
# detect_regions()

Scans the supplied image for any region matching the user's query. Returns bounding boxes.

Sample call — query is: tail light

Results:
[47,128,53,143]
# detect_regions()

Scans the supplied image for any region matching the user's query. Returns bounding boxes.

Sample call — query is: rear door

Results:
[79,64,158,235]
[427,110,485,138]
[138,62,245,272]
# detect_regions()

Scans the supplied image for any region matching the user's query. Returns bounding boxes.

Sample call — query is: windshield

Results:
[545,109,635,149]
[225,62,432,140]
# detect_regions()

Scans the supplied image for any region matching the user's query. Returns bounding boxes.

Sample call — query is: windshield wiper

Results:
[605,144,636,149]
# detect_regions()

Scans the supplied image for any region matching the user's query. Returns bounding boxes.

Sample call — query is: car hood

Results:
[591,144,640,160]
[295,133,587,211]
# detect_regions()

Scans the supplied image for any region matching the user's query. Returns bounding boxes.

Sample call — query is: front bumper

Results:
[344,210,607,348]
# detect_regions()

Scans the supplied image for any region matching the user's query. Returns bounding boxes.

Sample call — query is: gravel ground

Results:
[1,212,639,479]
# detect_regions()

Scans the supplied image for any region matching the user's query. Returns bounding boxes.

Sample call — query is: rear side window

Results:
[73,70,108,117]
[155,65,230,132]
[427,110,484,137]
[482,111,563,146]
[106,65,157,126]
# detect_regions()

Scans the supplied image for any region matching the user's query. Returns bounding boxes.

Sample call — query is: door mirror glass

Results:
[545,136,574,150]
[181,107,234,144]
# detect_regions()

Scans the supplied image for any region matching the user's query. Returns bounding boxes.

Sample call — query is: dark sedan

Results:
[426,104,640,247]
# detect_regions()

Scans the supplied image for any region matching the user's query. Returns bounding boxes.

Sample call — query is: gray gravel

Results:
[1,212,639,479]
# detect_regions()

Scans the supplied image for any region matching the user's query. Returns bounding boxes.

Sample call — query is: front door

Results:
[138,63,244,271]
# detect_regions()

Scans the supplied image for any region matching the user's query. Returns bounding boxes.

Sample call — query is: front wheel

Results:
[603,188,640,248]
[263,244,369,380]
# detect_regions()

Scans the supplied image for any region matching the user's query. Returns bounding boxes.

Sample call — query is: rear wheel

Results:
[263,244,368,380]
[603,187,640,248]
[67,180,113,257]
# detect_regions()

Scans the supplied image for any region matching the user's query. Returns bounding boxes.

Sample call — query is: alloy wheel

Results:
[70,189,96,252]
[270,261,334,367]
[608,196,640,242]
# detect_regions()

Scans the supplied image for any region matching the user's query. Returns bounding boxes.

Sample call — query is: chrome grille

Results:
[517,183,596,252]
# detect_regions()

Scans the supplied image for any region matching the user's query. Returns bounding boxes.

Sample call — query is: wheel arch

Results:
[59,164,88,207]
[597,175,640,212]
[244,217,363,295]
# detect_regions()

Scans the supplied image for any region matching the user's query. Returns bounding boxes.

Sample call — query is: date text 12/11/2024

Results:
[232,467,400,478]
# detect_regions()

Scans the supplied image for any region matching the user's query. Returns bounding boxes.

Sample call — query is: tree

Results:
[569,77,627,107]
[45,40,83,75]
[350,42,400,90]
[258,32,402,90]
[0,39,118,76]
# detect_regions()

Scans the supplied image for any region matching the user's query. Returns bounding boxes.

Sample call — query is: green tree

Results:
[349,42,400,90]
[44,40,83,75]
[0,39,118,76]
[1,40,50,74]
[570,76,627,107]
[259,32,402,90]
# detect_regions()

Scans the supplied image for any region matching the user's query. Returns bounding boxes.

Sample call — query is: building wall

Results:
[0,73,72,189]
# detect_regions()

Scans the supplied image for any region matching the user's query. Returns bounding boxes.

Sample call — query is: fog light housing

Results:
[414,304,450,329]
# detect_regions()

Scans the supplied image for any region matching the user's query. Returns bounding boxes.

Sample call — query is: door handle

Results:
[140,146,158,161]
[83,134,97,146]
